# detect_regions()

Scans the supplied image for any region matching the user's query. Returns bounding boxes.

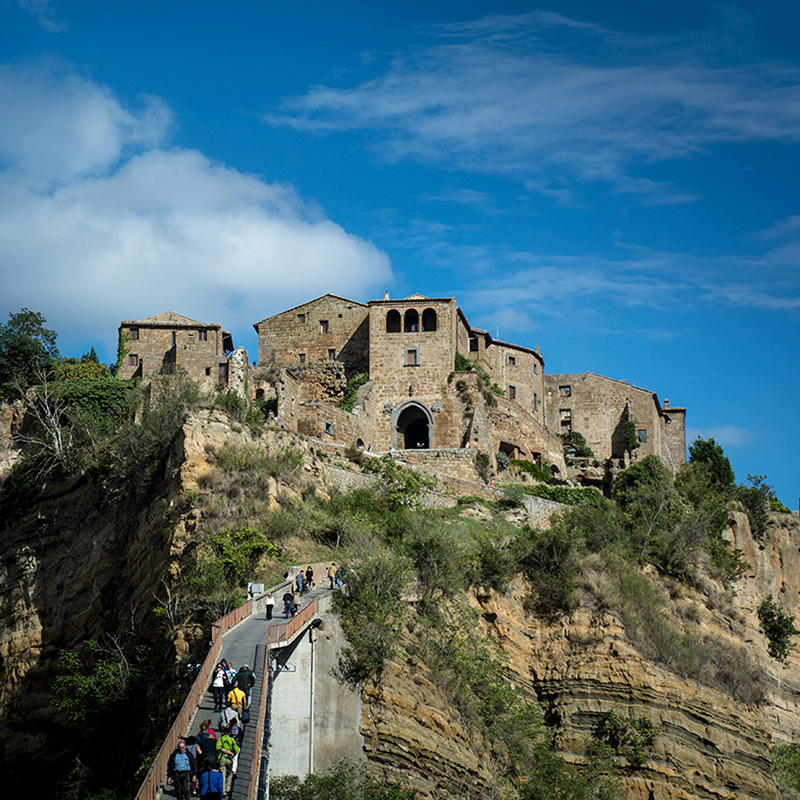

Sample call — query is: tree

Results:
[0,308,60,397]
[688,437,735,490]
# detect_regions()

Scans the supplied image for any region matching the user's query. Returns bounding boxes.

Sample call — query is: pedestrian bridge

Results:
[134,577,328,800]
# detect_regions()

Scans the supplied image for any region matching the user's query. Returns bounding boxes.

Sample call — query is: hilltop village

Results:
[119,292,686,485]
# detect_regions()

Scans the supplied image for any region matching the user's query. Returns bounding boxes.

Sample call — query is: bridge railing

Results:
[267,599,318,649]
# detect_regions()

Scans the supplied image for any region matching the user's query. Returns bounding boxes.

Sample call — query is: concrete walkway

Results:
[159,582,332,800]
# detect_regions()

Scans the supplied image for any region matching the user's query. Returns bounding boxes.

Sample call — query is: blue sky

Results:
[1,1,798,503]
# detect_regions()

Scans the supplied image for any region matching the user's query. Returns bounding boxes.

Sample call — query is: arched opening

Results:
[396,404,430,449]
[422,308,437,332]
[356,438,364,449]
[386,309,401,333]
[404,309,419,332]
[255,388,265,400]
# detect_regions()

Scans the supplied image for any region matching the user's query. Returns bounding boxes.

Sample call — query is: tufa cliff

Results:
[1,408,798,798]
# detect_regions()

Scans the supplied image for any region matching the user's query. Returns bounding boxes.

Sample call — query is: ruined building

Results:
[117,311,248,396]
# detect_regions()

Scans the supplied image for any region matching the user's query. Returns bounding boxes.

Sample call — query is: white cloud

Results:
[18,0,64,33]
[268,12,800,200]
[0,62,392,355]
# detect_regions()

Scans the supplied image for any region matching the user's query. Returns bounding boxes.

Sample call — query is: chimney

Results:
[664,399,670,408]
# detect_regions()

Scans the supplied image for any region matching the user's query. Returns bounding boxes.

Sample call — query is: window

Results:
[422,308,437,332]
[128,354,139,366]
[171,331,176,346]
[559,385,571,397]
[560,409,572,431]
[319,319,329,334]
[205,367,211,376]
[299,353,306,364]
[533,392,539,411]
[404,309,419,332]
[507,355,517,366]
[508,384,517,400]
[469,334,479,352]
[533,363,538,374]
[219,363,228,380]
[297,313,305,324]
[405,348,420,366]
[328,348,336,360]
[386,309,401,332]
[324,421,334,436]
[638,429,647,443]
[129,328,139,341]
[198,329,208,341]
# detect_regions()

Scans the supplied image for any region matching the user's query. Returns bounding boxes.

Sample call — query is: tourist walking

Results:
[282,589,293,618]
[235,664,256,703]
[199,760,225,800]
[210,663,226,712]
[266,591,274,620]
[295,569,305,593]
[292,588,301,616]
[196,720,218,772]
[216,730,240,796]
[305,565,314,590]
[167,740,196,800]
[327,563,337,589]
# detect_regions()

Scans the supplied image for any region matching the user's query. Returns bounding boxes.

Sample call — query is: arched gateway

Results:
[392,401,434,449]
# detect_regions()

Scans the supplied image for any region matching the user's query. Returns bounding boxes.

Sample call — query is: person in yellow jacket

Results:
[227,685,246,715]
[215,731,240,795]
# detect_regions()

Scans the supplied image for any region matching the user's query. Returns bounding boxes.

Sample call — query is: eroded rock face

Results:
[361,513,800,800]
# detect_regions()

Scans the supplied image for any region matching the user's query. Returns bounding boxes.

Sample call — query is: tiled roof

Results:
[122,311,220,328]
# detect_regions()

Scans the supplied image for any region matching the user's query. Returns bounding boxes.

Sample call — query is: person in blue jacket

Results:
[198,759,225,800]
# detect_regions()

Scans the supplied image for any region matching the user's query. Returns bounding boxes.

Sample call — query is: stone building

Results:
[544,372,686,473]
[118,311,246,396]
[257,293,567,475]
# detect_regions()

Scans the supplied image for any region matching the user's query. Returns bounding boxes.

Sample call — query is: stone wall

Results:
[255,294,369,376]
[483,341,545,426]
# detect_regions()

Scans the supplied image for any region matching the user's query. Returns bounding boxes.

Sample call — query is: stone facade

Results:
[544,372,686,472]
[118,311,245,395]
[253,294,369,377]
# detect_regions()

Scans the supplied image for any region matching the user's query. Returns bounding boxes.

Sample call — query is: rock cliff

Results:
[1,407,798,798]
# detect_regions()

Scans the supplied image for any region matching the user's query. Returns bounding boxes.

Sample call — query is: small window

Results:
[386,309,401,333]
[129,328,139,341]
[205,367,211,376]
[328,348,336,360]
[404,309,419,332]
[469,335,478,352]
[198,329,208,341]
[297,313,306,324]
[533,392,539,411]
[405,348,420,366]
[638,429,647,443]
[219,363,229,380]
[299,353,306,364]
[319,320,329,334]
[171,331,176,346]
[533,363,538,374]
[507,355,517,366]
[324,421,333,436]
[559,385,571,397]
[508,384,517,400]
[128,354,139,366]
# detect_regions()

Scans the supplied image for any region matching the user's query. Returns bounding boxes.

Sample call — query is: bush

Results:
[271,760,417,800]
[475,451,492,482]
[496,450,511,472]
[773,744,800,796]
[561,431,594,459]
[510,458,552,483]
[597,709,658,768]
[758,597,798,660]
[337,373,370,412]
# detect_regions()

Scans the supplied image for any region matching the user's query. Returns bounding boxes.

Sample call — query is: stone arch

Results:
[422,307,437,332]
[386,309,401,333]
[392,400,434,449]
[404,309,419,332]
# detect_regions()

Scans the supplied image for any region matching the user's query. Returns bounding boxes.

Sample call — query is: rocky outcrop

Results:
[360,512,800,800]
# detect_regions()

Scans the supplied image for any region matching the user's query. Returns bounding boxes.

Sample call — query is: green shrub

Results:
[475,451,492,482]
[561,431,594,459]
[773,744,800,796]
[758,597,798,660]
[362,455,434,509]
[496,450,511,471]
[518,526,579,616]
[337,373,370,412]
[621,420,640,452]
[510,458,552,482]
[271,760,417,800]
[598,709,658,768]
